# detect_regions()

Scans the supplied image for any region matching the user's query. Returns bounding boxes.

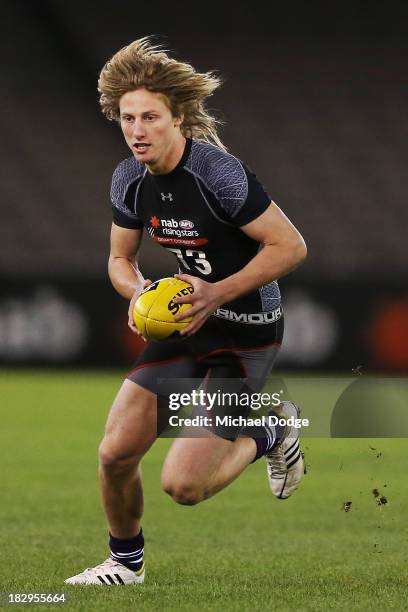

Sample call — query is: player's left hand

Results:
[173,274,223,336]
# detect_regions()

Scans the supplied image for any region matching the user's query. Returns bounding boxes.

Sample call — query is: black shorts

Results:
[127,314,284,438]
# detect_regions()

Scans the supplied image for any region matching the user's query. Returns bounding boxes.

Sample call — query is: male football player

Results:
[66,37,307,585]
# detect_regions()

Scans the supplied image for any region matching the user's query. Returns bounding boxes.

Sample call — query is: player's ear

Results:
[174,113,184,128]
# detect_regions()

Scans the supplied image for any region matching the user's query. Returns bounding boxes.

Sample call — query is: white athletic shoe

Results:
[266,401,305,499]
[64,558,145,585]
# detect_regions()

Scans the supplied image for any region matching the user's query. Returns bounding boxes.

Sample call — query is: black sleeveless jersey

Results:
[111,138,282,325]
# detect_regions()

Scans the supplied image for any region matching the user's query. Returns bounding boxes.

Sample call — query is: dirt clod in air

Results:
[369,446,382,458]
[372,488,388,506]
[352,365,363,376]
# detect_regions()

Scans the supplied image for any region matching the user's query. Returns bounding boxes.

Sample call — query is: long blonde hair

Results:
[98,37,225,150]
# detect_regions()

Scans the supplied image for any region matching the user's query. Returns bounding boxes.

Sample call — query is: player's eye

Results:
[145,115,157,121]
[122,115,134,123]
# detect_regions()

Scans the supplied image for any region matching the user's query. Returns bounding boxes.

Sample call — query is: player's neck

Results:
[147,135,187,175]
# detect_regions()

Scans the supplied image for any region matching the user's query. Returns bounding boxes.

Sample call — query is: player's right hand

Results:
[128,279,152,338]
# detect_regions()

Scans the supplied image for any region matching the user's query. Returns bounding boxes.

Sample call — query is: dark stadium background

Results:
[1,0,407,372]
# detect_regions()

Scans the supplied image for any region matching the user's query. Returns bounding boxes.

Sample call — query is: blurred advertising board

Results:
[0,279,406,372]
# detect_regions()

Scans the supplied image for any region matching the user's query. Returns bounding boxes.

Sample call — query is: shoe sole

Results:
[65,569,145,586]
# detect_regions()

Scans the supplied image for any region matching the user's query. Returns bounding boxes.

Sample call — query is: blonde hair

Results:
[98,37,225,150]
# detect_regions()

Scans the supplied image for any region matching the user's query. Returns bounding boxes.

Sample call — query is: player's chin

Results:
[134,148,156,163]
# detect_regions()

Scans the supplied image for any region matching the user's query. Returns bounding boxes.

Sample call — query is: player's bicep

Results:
[109,223,143,261]
[240,201,306,248]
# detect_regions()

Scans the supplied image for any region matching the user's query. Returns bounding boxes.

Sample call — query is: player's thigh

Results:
[100,379,157,464]
[161,329,283,490]
[161,429,233,491]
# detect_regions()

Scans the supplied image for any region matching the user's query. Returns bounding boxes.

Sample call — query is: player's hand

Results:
[128,278,152,339]
[173,274,223,336]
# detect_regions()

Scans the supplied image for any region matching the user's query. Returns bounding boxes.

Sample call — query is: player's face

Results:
[119,89,184,173]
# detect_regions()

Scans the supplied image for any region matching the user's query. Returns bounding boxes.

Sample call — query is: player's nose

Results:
[132,119,147,139]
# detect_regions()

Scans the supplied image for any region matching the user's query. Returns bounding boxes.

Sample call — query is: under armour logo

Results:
[161,192,173,202]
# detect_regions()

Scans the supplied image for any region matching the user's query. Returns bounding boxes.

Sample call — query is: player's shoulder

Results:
[111,156,145,206]
[185,140,249,215]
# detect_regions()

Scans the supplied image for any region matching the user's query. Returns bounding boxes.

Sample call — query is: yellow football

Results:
[133,277,194,341]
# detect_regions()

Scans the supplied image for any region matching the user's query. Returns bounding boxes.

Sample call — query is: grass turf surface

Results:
[0,371,407,611]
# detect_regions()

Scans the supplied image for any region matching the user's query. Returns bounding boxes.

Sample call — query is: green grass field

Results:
[1,371,407,611]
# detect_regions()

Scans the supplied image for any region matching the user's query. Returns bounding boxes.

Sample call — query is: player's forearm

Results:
[108,256,145,300]
[215,238,307,304]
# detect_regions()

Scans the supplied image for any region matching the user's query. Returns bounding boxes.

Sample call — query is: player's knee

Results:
[161,474,203,506]
[98,438,139,473]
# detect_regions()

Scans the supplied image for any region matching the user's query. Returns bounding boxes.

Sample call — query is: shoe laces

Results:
[266,445,287,478]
